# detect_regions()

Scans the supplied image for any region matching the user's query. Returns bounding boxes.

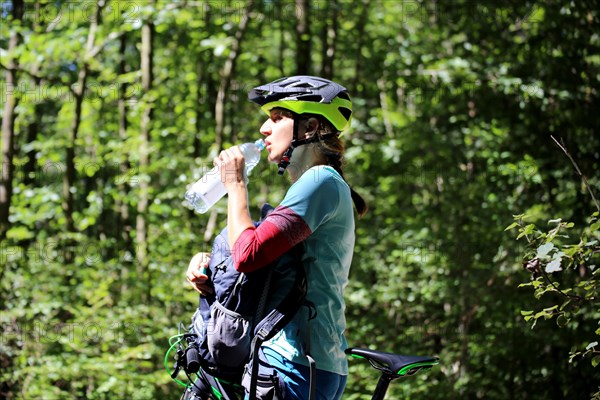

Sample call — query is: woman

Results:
[187,76,367,400]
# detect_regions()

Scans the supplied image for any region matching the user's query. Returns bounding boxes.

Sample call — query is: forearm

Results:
[232,205,313,272]
[227,182,254,250]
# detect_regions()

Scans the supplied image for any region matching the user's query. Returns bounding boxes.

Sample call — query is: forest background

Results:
[1,1,599,399]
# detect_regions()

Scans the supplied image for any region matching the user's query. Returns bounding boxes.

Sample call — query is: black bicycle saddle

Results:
[345,347,439,376]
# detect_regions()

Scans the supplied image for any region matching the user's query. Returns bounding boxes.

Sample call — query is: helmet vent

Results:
[337,92,351,101]
[291,82,314,88]
[297,94,323,102]
[339,107,352,121]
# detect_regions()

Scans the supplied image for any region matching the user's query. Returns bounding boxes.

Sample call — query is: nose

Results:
[259,119,272,137]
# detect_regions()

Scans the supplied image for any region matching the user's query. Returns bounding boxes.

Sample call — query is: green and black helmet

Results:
[249,75,352,131]
[248,76,352,174]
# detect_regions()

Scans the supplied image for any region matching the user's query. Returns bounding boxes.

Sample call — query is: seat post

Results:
[371,373,394,400]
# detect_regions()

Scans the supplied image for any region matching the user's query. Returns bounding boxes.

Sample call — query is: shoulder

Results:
[280,166,349,230]
[292,166,348,194]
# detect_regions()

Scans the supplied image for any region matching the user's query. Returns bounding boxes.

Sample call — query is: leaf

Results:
[6,226,35,241]
[531,319,538,329]
[545,258,562,273]
[536,242,554,257]
[504,222,519,231]
[531,280,544,288]
[521,310,533,316]
[517,224,536,239]
[586,341,598,351]
[556,315,570,327]
[593,356,600,368]
[543,305,559,313]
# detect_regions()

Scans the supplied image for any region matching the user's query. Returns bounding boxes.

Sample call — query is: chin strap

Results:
[277,119,329,175]
[277,118,300,175]
[277,146,293,175]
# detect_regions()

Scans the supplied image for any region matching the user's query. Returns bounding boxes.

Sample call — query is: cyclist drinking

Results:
[187,75,367,400]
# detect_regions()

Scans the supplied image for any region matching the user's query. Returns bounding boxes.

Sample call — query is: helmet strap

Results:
[276,118,325,175]
[277,118,300,175]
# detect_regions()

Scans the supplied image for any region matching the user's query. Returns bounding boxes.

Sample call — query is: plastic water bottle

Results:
[185,139,266,213]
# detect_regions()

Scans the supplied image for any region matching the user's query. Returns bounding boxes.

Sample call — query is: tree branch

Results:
[540,267,583,302]
[550,135,600,213]
[0,61,75,94]
[88,30,126,59]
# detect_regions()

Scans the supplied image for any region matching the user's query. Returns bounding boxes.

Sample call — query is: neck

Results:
[286,144,326,182]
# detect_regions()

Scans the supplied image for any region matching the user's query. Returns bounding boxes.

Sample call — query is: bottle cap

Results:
[254,138,266,150]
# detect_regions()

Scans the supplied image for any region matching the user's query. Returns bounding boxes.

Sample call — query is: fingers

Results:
[218,145,244,160]
[214,146,246,176]
[186,252,215,296]
[186,252,210,282]
[187,269,208,282]
[190,282,214,295]
[215,147,241,164]
[193,282,214,296]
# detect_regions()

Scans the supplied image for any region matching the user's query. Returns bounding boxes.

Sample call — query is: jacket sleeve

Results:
[232,205,311,273]
[232,168,342,273]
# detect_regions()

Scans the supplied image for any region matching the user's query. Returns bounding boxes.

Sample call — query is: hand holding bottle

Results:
[186,252,213,295]
[215,146,248,189]
[185,139,265,213]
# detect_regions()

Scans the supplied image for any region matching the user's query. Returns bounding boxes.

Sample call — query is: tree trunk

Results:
[278,16,286,76]
[116,33,133,297]
[377,77,394,138]
[194,56,204,158]
[23,78,42,187]
[193,5,213,158]
[320,0,338,79]
[62,1,104,239]
[0,0,24,242]
[23,1,43,187]
[352,0,370,94]
[0,2,23,395]
[295,0,311,75]
[136,4,155,301]
[117,33,131,242]
[214,0,254,150]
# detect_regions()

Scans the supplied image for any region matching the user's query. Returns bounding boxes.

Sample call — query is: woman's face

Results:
[260,109,294,163]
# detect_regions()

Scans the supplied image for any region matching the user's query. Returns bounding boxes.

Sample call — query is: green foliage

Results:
[2,0,599,399]
[509,212,600,382]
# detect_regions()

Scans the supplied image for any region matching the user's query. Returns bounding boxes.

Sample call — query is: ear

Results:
[303,117,320,139]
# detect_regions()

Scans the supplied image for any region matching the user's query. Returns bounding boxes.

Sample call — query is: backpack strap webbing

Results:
[254,268,273,324]
[304,301,317,400]
[247,263,308,400]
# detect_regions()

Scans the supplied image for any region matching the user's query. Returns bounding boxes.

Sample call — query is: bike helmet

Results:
[248,75,352,132]
[248,76,352,174]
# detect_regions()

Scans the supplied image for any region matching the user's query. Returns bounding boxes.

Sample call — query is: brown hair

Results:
[277,108,368,217]
[314,122,368,218]
[302,114,369,217]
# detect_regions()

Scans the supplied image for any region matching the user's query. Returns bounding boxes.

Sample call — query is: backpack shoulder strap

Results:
[254,260,307,342]
[247,257,308,400]
[254,267,274,326]
[304,300,317,400]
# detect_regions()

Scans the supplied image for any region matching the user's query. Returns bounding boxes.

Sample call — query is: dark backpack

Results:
[183,204,312,400]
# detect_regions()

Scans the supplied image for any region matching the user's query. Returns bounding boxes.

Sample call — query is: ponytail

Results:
[317,131,368,218]
[293,113,368,217]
